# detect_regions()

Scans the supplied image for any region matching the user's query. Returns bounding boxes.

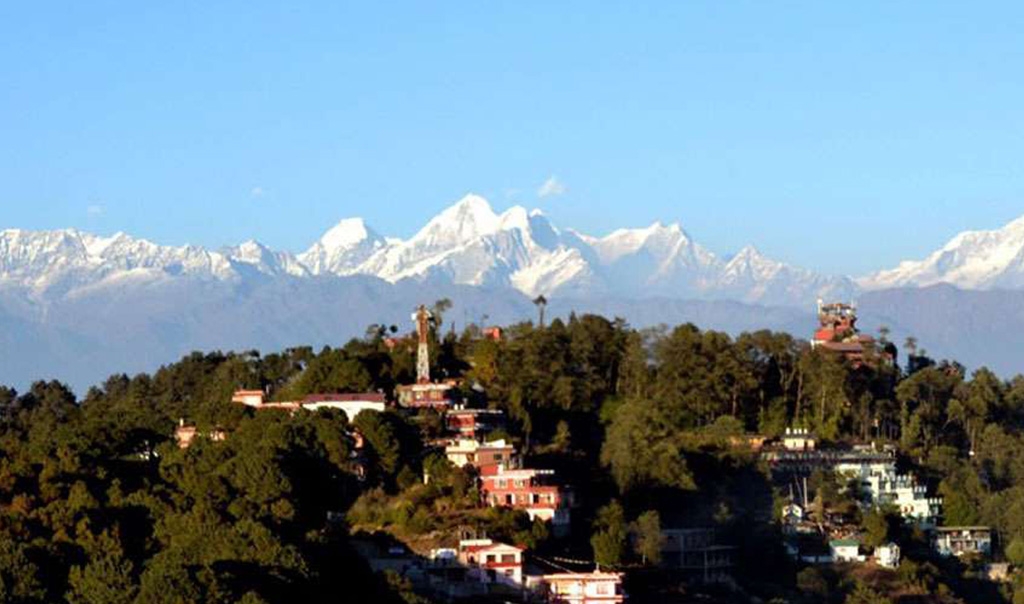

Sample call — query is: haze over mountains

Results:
[3,194,1024,390]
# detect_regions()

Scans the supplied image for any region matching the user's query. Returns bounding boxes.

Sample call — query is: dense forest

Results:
[3,306,1024,603]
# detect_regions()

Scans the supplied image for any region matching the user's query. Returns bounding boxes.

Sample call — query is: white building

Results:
[444,438,517,471]
[875,543,900,569]
[934,527,992,558]
[457,539,523,587]
[537,571,625,604]
[835,456,941,527]
[231,390,386,420]
[782,427,816,451]
[829,540,864,563]
[300,393,386,419]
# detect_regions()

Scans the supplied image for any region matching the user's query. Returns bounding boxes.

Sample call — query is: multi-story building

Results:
[811,301,878,365]
[480,467,572,529]
[457,539,524,586]
[934,527,993,557]
[445,408,506,439]
[661,528,734,583]
[765,441,942,527]
[868,472,943,526]
[396,381,458,409]
[875,543,900,569]
[445,438,517,472]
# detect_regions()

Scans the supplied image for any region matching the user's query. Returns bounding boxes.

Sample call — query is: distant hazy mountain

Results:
[2,195,1024,391]
[854,284,1024,378]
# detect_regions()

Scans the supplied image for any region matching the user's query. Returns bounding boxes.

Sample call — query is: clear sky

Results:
[2,2,1023,275]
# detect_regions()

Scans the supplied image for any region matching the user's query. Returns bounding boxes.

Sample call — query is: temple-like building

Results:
[810,301,877,365]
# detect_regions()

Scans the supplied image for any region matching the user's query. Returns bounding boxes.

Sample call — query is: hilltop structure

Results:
[811,300,878,364]
[396,305,458,408]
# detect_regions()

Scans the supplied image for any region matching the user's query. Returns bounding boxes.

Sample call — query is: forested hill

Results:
[1,313,1024,603]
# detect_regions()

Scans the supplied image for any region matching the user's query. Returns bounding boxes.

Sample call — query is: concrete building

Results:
[830,539,864,563]
[782,427,816,451]
[661,528,734,583]
[934,527,993,557]
[232,389,386,418]
[875,543,900,569]
[445,438,517,472]
[457,539,524,586]
[445,408,506,439]
[299,393,386,419]
[538,571,625,604]
[397,381,458,409]
[481,467,572,529]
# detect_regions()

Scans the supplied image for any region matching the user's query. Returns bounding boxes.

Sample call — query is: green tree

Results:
[591,501,628,568]
[631,510,663,565]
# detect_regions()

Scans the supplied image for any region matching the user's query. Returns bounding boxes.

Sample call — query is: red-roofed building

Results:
[481,467,572,530]
[458,539,524,586]
[445,408,506,439]
[811,301,879,365]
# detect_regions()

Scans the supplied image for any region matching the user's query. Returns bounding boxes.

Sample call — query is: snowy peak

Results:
[411,194,501,249]
[862,213,1024,290]
[319,218,379,251]
[0,193,863,306]
[226,240,308,277]
[300,217,389,275]
[592,221,689,263]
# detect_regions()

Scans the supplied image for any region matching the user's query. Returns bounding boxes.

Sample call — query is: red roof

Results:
[813,328,834,342]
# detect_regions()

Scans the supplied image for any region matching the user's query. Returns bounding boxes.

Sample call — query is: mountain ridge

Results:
[6,196,1024,307]
[0,194,865,307]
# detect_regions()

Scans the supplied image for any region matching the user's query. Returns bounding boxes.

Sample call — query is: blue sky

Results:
[2,2,1023,275]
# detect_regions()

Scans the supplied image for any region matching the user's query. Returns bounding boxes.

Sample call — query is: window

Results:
[501,554,516,563]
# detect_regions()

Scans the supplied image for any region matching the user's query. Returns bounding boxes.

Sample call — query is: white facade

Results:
[830,541,864,563]
[444,438,515,469]
[458,539,523,587]
[540,572,625,603]
[232,390,266,406]
[301,399,385,418]
[782,427,816,451]
[835,457,941,526]
[875,543,900,569]
[934,527,993,557]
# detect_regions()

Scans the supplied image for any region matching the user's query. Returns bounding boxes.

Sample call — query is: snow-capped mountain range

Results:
[4,194,1024,308]
[0,194,856,307]
[859,215,1024,290]
[5,194,1024,391]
